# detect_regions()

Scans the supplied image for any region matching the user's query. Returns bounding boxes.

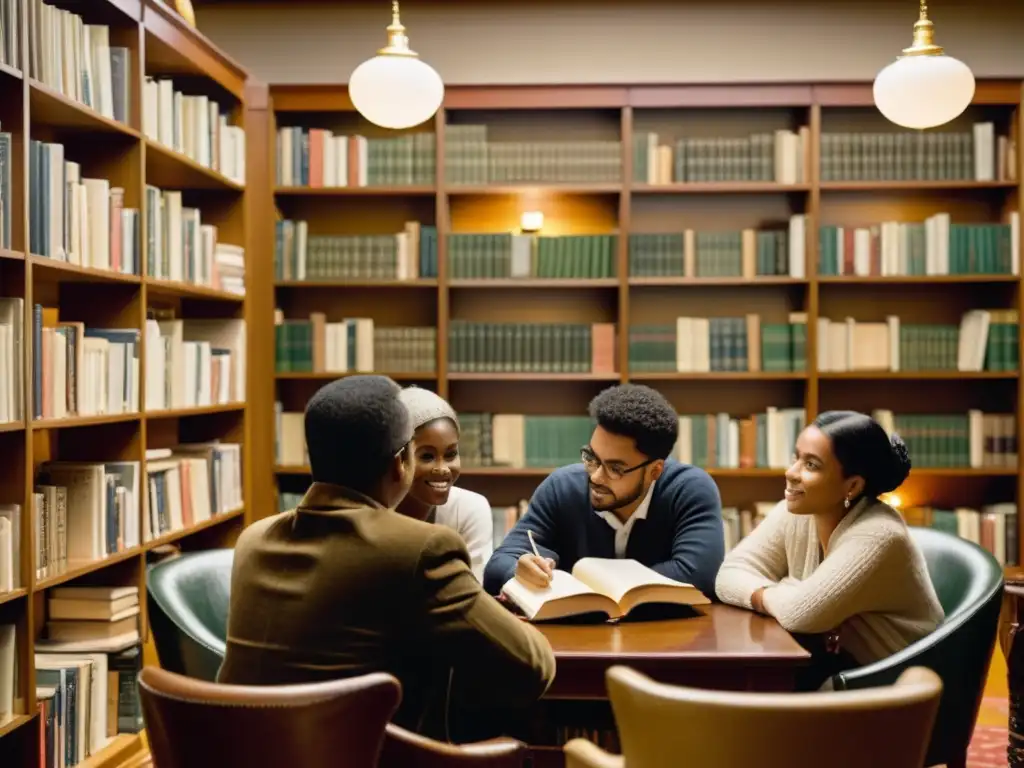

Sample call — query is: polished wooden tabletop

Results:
[536,603,809,664]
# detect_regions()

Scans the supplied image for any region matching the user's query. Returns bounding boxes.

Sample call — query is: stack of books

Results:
[45,585,141,646]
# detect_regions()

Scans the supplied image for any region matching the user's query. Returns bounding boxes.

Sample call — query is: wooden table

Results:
[521,603,810,766]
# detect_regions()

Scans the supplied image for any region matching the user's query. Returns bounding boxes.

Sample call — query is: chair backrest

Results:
[380,723,525,767]
[831,526,1004,768]
[600,665,942,768]
[147,549,234,682]
[138,666,401,768]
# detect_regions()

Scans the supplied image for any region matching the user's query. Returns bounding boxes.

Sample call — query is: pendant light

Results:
[348,1,444,130]
[873,0,975,130]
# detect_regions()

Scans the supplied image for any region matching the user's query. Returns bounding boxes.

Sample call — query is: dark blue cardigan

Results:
[482,460,725,599]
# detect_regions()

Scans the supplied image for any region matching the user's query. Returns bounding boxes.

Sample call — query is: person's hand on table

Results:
[516,553,555,588]
[751,586,767,614]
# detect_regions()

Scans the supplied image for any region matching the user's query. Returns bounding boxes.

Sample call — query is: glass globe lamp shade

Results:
[349,54,444,130]
[873,54,975,130]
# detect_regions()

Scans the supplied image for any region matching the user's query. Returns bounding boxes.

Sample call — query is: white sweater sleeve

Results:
[449,488,494,583]
[761,529,905,634]
[714,500,791,609]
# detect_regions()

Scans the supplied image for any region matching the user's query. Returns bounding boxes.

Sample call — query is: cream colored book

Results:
[501,557,710,622]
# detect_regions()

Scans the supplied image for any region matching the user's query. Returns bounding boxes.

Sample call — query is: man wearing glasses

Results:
[482,383,725,601]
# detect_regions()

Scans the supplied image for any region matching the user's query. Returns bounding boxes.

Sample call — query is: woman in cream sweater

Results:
[715,410,944,689]
[396,386,494,582]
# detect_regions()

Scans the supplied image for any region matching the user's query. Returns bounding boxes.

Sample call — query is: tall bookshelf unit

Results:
[264,81,1024,576]
[0,0,263,765]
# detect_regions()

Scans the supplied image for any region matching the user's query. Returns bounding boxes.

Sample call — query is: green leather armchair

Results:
[147,549,234,682]
[829,527,1004,768]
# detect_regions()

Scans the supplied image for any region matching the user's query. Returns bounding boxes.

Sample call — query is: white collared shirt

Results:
[595,482,655,558]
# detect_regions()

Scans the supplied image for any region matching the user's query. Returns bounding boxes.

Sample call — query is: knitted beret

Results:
[399,386,460,433]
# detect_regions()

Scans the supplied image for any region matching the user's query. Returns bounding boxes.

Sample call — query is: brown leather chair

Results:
[138,666,401,768]
[565,664,943,768]
[381,723,525,767]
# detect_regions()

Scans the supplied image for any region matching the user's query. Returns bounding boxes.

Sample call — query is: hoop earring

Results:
[843,497,851,510]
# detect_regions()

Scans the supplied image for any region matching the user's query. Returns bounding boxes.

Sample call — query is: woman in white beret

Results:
[397,386,494,582]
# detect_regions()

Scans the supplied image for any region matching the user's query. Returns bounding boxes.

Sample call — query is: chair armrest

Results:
[833,582,1003,691]
[564,739,625,768]
[382,723,524,766]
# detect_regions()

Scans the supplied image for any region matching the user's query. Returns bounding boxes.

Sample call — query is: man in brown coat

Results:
[218,375,556,740]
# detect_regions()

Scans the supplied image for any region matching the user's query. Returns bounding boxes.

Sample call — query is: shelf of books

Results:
[265,81,1023,617]
[0,0,258,764]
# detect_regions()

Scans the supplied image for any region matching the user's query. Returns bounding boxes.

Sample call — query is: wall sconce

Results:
[520,211,544,233]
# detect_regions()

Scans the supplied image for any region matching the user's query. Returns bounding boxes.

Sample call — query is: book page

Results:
[572,558,697,604]
[501,569,600,620]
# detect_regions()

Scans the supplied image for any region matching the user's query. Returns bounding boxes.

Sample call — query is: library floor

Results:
[970,652,1011,768]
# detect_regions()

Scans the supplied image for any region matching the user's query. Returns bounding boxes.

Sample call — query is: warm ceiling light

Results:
[872,0,974,130]
[348,1,444,130]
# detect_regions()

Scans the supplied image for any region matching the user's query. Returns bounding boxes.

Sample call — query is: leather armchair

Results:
[564,664,942,768]
[829,527,1004,768]
[146,548,528,765]
[147,549,234,682]
[139,665,401,768]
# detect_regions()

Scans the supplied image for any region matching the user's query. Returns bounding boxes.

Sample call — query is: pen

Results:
[527,529,541,558]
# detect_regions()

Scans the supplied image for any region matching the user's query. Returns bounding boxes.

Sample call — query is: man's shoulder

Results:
[657,459,718,492]
[235,510,293,551]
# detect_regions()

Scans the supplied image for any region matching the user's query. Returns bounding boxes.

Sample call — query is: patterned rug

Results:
[968,697,1008,768]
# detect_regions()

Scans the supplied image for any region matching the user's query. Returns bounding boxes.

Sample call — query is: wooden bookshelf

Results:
[0,0,267,764]
[257,79,1024,589]
[257,84,1022,768]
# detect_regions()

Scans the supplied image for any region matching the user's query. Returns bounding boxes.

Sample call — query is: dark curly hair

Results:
[588,384,678,460]
[812,410,911,498]
[305,375,413,493]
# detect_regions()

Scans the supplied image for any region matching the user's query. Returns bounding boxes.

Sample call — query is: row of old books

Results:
[29,310,247,420]
[144,444,243,542]
[446,124,621,185]
[29,139,139,274]
[449,232,618,280]
[629,217,806,279]
[872,409,1017,470]
[144,186,246,292]
[274,219,437,282]
[456,408,807,472]
[448,321,616,375]
[273,314,437,375]
[0,124,9,251]
[271,120,1013,187]
[276,128,436,188]
[34,585,143,765]
[819,213,1020,277]
[30,444,242,580]
[817,311,1019,373]
[629,314,807,374]
[142,76,246,185]
[30,1,131,126]
[0,297,21,423]
[31,307,140,420]
[0,0,18,70]
[819,122,1011,183]
[634,128,808,185]
[269,215,1019,282]
[143,315,247,411]
[26,146,247,288]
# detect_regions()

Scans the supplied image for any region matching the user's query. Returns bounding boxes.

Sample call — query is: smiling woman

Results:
[715,410,944,691]
[396,386,494,582]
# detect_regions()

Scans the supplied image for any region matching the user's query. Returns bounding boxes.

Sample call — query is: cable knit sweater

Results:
[715,497,944,665]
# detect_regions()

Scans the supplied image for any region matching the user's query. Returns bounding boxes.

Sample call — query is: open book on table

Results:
[500,557,710,622]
